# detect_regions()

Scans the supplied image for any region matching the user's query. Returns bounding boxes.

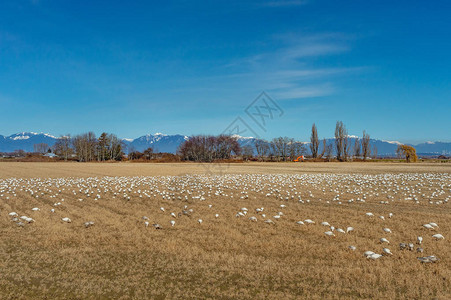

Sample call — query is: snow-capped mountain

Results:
[0,132,59,152]
[414,141,451,155]
[232,136,451,157]
[123,133,189,153]
[0,132,450,156]
[236,136,403,157]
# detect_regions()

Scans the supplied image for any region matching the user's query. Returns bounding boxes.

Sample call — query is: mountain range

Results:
[0,132,450,157]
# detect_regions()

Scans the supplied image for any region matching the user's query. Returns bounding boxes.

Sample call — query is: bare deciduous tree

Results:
[72,132,97,162]
[255,139,269,161]
[288,139,306,161]
[344,134,351,161]
[86,132,97,162]
[107,133,124,161]
[128,151,143,160]
[310,123,319,158]
[34,143,49,154]
[361,130,371,161]
[72,135,85,161]
[53,135,72,161]
[334,121,347,161]
[143,147,154,160]
[242,145,254,161]
[178,135,241,162]
[320,138,327,158]
[325,142,333,161]
[271,137,290,161]
[353,138,361,158]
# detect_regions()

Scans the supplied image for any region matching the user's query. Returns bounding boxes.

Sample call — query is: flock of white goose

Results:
[1,172,449,264]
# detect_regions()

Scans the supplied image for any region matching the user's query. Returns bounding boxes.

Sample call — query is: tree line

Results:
[35,132,128,162]
[307,121,375,162]
[177,135,241,162]
[177,122,374,162]
[5,121,417,162]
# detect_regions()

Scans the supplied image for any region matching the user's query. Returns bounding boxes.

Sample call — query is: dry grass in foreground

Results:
[0,165,450,299]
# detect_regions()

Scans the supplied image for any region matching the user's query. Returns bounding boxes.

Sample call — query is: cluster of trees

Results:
[52,132,124,161]
[309,121,376,162]
[178,135,241,162]
[128,147,154,160]
[10,121,419,163]
[309,121,416,163]
[33,143,51,154]
[177,135,307,162]
[178,121,380,162]
[253,137,306,161]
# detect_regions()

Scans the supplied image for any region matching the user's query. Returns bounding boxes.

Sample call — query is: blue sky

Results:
[0,0,450,143]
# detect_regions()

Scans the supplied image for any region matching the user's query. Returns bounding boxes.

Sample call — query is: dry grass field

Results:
[0,162,450,299]
[1,161,451,178]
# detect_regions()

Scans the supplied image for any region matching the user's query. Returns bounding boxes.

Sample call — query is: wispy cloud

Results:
[218,32,360,100]
[233,43,346,68]
[227,33,350,68]
[281,43,348,60]
[130,32,360,104]
[272,68,362,79]
[272,84,335,100]
[219,67,359,80]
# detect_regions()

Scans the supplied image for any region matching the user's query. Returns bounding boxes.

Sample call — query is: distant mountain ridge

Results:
[0,132,59,153]
[0,132,450,156]
[123,133,189,154]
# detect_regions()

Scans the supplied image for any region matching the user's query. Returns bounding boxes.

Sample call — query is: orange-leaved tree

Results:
[396,145,418,163]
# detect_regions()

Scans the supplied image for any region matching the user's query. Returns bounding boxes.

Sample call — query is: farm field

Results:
[0,162,450,299]
[1,161,451,178]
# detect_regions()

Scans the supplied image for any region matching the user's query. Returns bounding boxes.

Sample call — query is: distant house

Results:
[43,153,57,158]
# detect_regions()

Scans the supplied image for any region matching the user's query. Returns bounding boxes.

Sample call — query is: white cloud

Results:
[281,43,348,60]
[273,84,335,100]
[169,32,362,103]
[227,33,352,71]
[239,41,347,67]
[218,32,361,100]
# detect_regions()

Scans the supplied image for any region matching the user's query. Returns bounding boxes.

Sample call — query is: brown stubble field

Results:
[0,162,450,299]
[1,161,451,178]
